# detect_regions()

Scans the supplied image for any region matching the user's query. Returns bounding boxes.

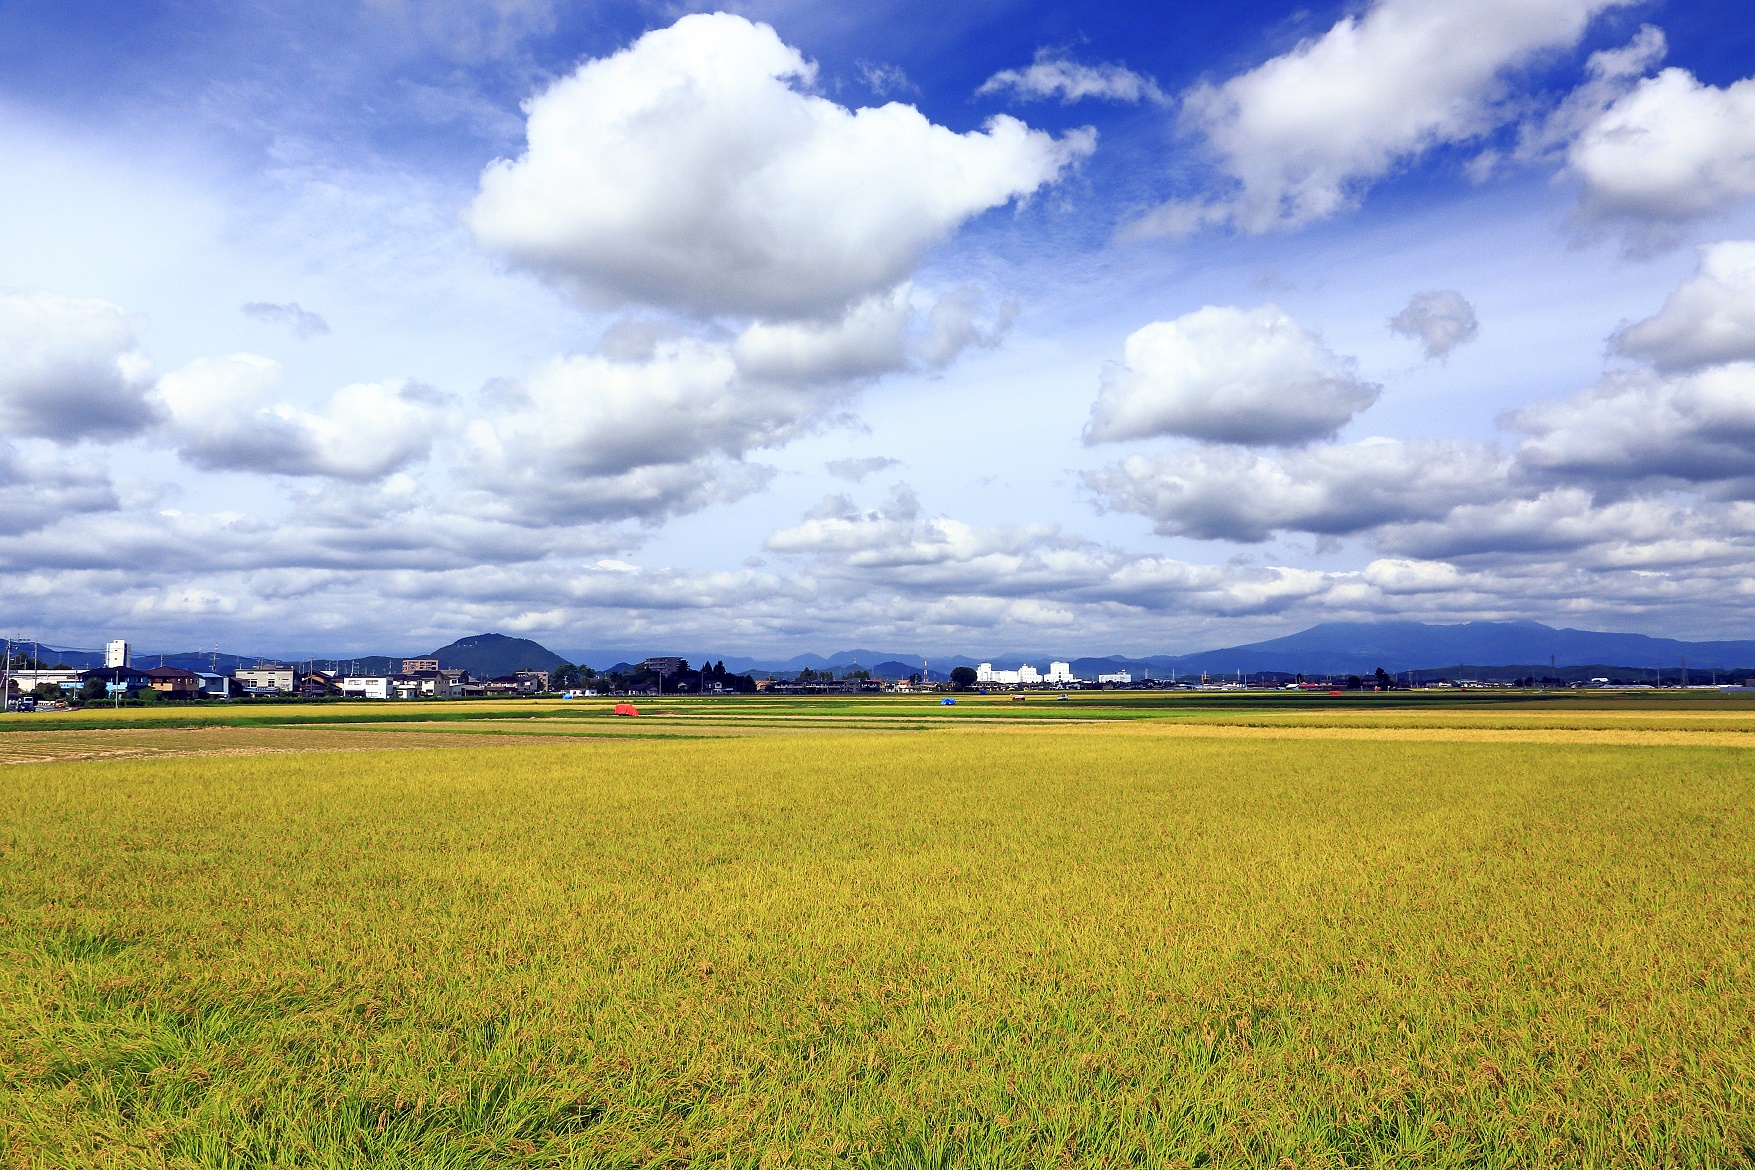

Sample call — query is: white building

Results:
[975,663,1017,685]
[234,667,296,693]
[105,639,130,668]
[976,662,1043,687]
[194,672,232,699]
[7,669,83,693]
[1046,662,1077,684]
[340,676,392,700]
[389,674,462,699]
[1097,670,1132,684]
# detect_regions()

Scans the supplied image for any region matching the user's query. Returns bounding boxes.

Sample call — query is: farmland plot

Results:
[1,708,1751,1167]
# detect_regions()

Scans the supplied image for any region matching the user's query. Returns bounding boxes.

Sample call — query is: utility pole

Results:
[1682,655,1688,688]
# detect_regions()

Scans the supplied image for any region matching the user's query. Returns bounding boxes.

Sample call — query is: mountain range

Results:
[27,621,1755,681]
[25,633,571,680]
[564,621,1755,678]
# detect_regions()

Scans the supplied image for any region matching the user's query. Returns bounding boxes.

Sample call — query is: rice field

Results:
[2,695,1752,1166]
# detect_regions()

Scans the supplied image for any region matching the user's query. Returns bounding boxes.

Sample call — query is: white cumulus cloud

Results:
[0,290,157,442]
[1612,241,1755,371]
[464,339,822,524]
[1084,304,1380,446]
[1389,290,1479,360]
[731,288,913,384]
[1084,439,1508,542]
[0,442,119,535]
[1511,363,1755,487]
[1135,0,1629,236]
[468,12,1093,319]
[1567,66,1755,239]
[157,354,446,480]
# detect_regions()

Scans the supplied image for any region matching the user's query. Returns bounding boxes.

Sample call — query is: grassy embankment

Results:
[2,711,1752,1166]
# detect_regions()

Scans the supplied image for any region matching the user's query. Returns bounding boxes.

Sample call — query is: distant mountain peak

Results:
[425,633,570,675]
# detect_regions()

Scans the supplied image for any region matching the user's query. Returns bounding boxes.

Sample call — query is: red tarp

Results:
[614,702,640,716]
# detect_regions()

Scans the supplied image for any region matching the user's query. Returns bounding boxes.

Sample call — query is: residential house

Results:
[233,666,296,694]
[340,676,392,700]
[80,666,152,698]
[195,672,234,699]
[143,666,202,699]
[296,672,339,698]
[404,670,463,698]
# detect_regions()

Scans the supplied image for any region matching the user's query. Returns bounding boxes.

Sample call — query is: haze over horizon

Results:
[6,0,1755,656]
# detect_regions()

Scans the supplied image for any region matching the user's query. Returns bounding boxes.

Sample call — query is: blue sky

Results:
[4,0,1755,657]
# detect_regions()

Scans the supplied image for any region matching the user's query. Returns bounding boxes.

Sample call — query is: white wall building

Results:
[7,669,83,692]
[105,639,130,668]
[1097,670,1132,684]
[340,676,392,700]
[1046,662,1077,684]
[976,662,1043,686]
[234,667,296,693]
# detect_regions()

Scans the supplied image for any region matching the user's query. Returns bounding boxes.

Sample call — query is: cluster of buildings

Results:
[3,641,555,706]
[974,662,1130,687]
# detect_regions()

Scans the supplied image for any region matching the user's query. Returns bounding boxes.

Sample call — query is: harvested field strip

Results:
[1158,711,1755,731]
[0,727,679,765]
[1128,722,1755,747]
[0,720,944,764]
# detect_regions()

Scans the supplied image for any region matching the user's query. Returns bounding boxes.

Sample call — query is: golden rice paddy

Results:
[2,694,1751,1166]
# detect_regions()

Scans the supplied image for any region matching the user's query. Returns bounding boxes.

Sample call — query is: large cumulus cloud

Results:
[468,12,1092,320]
[157,354,448,481]
[1084,305,1379,447]
[462,341,808,525]
[1612,241,1755,371]
[0,291,157,442]
[1131,0,1631,236]
[1084,440,1509,543]
[1567,67,1755,239]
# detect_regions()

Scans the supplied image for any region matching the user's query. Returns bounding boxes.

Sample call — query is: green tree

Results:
[950,666,978,690]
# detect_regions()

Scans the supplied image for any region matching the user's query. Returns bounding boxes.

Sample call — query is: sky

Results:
[4,0,1755,659]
